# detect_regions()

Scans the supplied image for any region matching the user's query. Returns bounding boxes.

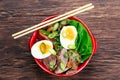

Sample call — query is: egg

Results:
[60,26,77,49]
[31,40,53,59]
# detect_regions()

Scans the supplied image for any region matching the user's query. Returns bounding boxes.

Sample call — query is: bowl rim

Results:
[29,15,97,76]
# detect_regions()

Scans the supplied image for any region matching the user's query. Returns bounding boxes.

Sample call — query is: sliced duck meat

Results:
[42,55,57,71]
[54,48,69,74]
[57,48,68,65]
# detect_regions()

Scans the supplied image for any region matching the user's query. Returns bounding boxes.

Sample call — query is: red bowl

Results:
[29,15,97,76]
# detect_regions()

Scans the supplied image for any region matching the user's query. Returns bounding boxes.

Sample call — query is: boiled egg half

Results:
[31,40,54,59]
[60,26,77,49]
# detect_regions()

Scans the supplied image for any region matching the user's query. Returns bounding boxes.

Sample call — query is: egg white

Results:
[31,40,53,59]
[60,26,77,49]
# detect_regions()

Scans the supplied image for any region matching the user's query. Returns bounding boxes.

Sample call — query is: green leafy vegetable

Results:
[54,36,60,42]
[81,54,91,63]
[69,20,92,62]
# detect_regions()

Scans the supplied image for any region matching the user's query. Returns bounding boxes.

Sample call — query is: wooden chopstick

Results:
[12,3,92,37]
[12,3,94,39]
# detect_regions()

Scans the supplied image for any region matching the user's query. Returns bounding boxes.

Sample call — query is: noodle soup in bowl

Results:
[29,15,97,76]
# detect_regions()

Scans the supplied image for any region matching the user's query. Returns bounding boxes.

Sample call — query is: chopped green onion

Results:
[39,30,50,35]
[48,34,54,38]
[50,49,56,55]
[74,56,81,63]
[63,53,68,58]
[54,45,63,52]
[49,61,55,70]
[60,62,66,71]
[53,23,59,31]
[69,51,73,56]
[48,32,58,38]
[68,44,76,49]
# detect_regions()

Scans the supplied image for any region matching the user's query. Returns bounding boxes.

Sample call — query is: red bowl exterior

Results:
[29,15,97,76]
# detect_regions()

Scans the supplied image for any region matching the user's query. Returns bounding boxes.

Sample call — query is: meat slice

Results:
[42,55,57,71]
[58,48,68,65]
[54,48,69,74]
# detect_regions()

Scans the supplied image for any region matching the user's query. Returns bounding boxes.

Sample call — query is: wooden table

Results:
[0,0,120,80]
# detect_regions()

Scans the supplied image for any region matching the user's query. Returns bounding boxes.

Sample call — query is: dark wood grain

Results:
[0,0,120,80]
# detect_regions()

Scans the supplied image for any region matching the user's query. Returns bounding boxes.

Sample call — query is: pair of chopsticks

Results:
[12,3,94,39]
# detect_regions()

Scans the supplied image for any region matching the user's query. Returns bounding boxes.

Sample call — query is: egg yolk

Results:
[39,42,51,54]
[62,27,75,40]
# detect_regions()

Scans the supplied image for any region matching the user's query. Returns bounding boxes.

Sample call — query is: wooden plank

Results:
[0,0,120,80]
